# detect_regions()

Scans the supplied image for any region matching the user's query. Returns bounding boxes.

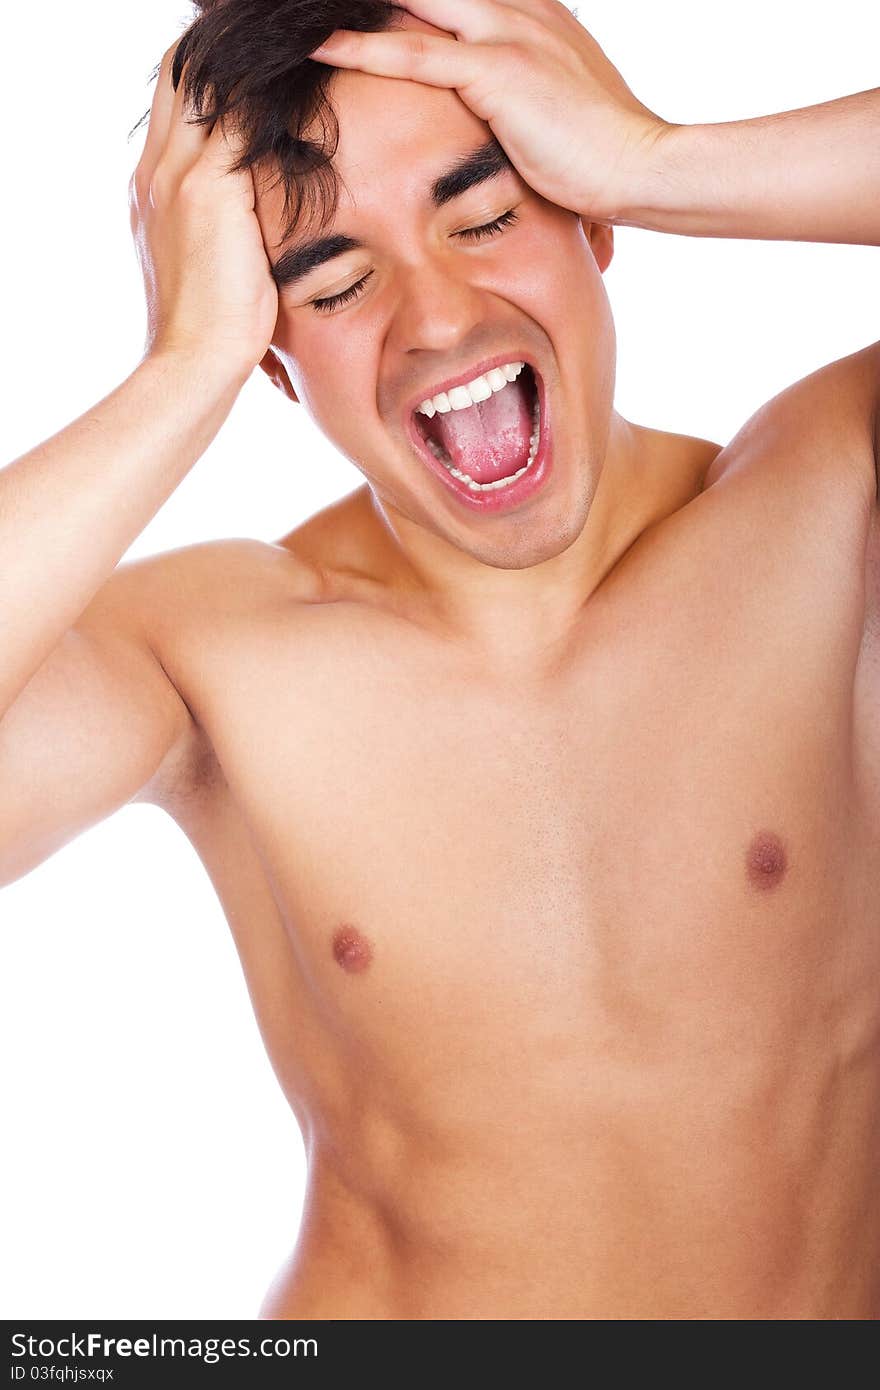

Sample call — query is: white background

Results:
[1,0,877,1318]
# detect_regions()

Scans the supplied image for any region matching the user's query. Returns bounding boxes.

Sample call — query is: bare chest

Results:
[173,473,880,1064]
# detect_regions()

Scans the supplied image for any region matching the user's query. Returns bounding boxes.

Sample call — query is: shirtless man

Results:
[1,0,878,1319]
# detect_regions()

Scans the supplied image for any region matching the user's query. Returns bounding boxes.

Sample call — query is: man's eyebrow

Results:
[430,136,514,208]
[271,233,363,291]
[270,138,515,290]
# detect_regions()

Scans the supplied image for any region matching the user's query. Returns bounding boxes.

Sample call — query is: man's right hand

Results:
[129,45,279,376]
[0,41,283,810]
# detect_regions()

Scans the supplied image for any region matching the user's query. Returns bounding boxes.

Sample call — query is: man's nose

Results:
[389,258,488,356]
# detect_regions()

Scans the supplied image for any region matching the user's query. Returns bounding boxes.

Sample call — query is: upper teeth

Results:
[416,361,525,418]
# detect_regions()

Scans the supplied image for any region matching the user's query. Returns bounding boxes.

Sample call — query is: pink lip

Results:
[405,359,553,515]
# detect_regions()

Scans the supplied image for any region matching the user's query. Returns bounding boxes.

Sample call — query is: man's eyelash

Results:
[455,208,519,243]
[310,210,520,314]
[312,270,375,314]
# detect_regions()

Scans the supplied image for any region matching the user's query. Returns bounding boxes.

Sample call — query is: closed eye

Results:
[312,270,375,315]
[454,208,519,243]
[310,208,520,314]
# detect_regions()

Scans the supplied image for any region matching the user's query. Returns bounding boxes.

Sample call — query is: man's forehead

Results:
[322,60,488,186]
[302,5,478,176]
[257,68,495,255]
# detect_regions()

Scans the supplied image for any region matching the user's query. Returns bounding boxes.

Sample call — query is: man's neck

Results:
[365,413,693,663]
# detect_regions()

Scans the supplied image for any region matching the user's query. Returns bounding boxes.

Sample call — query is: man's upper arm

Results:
[0,557,193,887]
[854,336,880,504]
[873,355,880,505]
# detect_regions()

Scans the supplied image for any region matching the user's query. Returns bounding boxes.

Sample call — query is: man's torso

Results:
[138,349,880,1318]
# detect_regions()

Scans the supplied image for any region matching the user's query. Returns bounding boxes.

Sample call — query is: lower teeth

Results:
[425,392,541,491]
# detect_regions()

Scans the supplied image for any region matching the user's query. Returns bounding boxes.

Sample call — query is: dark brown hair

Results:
[163,1,404,238]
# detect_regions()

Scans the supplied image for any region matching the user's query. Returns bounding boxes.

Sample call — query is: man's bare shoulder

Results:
[122,532,324,624]
[116,518,349,813]
[702,340,880,503]
[113,504,363,666]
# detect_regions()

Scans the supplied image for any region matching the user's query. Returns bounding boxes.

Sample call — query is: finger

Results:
[157,57,214,181]
[381,0,555,41]
[309,29,483,90]
[382,0,502,39]
[136,45,180,185]
[198,113,251,185]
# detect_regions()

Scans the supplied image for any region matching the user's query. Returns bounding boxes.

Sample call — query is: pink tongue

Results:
[430,375,533,483]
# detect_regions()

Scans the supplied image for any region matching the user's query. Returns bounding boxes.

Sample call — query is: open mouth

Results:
[411,361,542,494]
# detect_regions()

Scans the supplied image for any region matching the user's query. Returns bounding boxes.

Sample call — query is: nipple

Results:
[745,829,788,890]
[332,924,373,974]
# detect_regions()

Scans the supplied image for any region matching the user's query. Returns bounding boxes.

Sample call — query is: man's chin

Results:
[452,515,591,572]
[375,481,595,574]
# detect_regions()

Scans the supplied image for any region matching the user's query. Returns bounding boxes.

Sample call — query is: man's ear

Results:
[258,347,299,403]
[580,219,614,274]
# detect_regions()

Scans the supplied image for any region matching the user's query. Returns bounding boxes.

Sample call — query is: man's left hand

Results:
[309,0,670,223]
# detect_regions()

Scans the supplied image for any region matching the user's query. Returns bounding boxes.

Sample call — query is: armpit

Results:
[133,716,225,811]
